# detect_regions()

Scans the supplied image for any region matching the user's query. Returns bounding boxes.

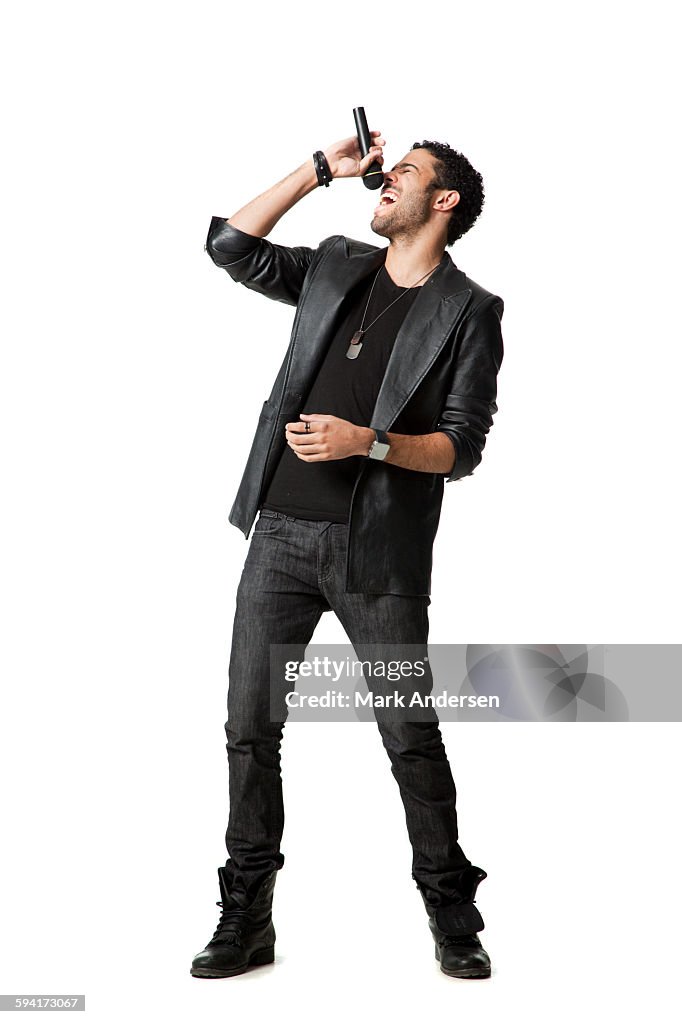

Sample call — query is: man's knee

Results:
[376,718,445,760]
[225,718,283,755]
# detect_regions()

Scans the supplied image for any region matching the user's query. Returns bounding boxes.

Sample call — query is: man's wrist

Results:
[305,157,329,190]
[303,158,323,192]
[323,152,339,179]
[355,426,376,456]
[313,150,334,187]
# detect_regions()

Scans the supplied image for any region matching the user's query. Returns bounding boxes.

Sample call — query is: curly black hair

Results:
[411,141,485,246]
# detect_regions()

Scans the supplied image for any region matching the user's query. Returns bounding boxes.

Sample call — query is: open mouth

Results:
[374,189,399,214]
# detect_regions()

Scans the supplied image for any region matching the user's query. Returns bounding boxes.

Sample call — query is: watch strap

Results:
[367,428,391,460]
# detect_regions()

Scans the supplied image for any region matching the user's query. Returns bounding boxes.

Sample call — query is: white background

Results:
[1,1,680,1021]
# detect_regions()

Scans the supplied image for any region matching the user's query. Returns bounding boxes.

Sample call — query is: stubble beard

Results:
[370,189,435,243]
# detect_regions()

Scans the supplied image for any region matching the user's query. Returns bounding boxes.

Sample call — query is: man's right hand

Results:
[322,130,386,179]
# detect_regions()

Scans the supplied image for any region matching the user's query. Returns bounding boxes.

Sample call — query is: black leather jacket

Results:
[206,217,504,596]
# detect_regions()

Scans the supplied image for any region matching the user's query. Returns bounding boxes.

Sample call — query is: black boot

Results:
[417,866,491,979]
[190,866,277,979]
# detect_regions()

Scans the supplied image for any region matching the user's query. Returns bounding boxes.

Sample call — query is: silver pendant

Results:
[346,329,364,360]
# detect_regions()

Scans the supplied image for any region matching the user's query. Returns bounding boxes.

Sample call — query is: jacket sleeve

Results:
[205,216,319,307]
[436,294,504,482]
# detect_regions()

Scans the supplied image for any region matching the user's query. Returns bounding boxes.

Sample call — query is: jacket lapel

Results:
[287,237,472,428]
[371,253,472,430]
[286,239,387,400]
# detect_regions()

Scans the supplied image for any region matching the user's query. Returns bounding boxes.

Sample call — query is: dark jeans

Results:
[224,509,475,904]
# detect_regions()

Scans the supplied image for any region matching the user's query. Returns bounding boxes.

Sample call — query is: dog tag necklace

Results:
[346,262,441,360]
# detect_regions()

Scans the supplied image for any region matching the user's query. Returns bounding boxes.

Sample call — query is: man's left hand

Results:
[285,414,374,462]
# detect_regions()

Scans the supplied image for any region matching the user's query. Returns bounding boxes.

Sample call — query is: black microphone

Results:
[353,106,384,190]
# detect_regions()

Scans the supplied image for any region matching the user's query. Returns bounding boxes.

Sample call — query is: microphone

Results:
[353,107,384,190]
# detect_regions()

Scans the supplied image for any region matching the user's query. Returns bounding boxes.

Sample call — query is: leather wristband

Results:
[313,150,333,187]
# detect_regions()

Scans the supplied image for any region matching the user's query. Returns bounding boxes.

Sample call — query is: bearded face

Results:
[371,185,437,241]
[370,151,442,242]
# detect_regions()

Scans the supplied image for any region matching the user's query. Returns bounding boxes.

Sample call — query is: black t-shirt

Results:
[262,264,422,522]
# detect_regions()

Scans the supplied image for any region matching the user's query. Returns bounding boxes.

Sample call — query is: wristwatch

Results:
[367,428,391,461]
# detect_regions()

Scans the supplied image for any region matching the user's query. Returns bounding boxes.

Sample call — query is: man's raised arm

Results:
[205,132,385,306]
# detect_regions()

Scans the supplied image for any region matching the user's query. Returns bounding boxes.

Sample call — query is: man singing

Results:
[191,128,504,980]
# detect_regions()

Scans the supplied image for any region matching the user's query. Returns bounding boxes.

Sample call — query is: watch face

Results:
[370,441,391,461]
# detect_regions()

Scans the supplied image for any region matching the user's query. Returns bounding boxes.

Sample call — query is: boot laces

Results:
[210,901,251,946]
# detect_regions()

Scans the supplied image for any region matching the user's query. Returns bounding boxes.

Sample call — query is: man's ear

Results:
[435,189,460,212]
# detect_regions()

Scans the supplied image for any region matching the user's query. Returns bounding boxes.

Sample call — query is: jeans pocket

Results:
[252,511,287,536]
